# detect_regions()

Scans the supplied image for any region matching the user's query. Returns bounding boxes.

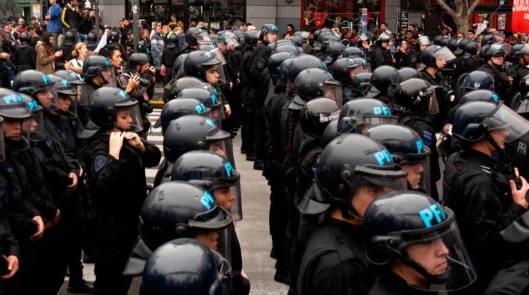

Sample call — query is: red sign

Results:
[512,0,529,33]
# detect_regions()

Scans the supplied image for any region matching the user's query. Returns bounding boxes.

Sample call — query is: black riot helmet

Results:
[440,36,451,47]
[341,46,365,58]
[171,150,240,191]
[0,89,32,152]
[183,50,223,82]
[391,78,439,114]
[108,29,120,44]
[177,87,222,109]
[300,97,341,139]
[139,181,231,251]
[289,35,303,47]
[128,53,150,70]
[433,35,444,46]
[458,38,471,51]
[324,42,345,65]
[459,90,500,105]
[365,124,430,165]
[460,70,495,93]
[421,45,456,67]
[157,98,210,134]
[351,72,372,96]
[268,52,295,78]
[82,55,112,79]
[376,32,390,47]
[292,68,342,106]
[137,39,148,53]
[171,76,204,97]
[64,30,77,46]
[243,29,260,47]
[337,98,397,134]
[452,101,529,145]
[364,191,477,290]
[447,38,462,55]
[88,87,143,132]
[260,24,279,41]
[163,115,231,163]
[330,58,364,83]
[519,74,529,98]
[482,43,506,61]
[166,33,179,49]
[272,44,298,55]
[508,44,527,62]
[47,74,77,96]
[387,67,422,99]
[322,119,339,147]
[54,70,85,85]
[87,30,98,51]
[19,32,29,44]
[320,34,339,49]
[365,65,398,98]
[12,70,56,98]
[278,57,295,83]
[463,40,479,55]
[481,34,495,46]
[140,238,224,295]
[185,27,211,46]
[287,54,327,83]
[315,134,407,219]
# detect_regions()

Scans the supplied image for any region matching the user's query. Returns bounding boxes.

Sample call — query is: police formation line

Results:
[1,21,529,295]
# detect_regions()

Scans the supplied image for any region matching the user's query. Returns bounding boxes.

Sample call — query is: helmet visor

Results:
[396,220,476,292]
[433,46,456,64]
[355,165,408,191]
[196,31,212,43]
[4,118,31,151]
[424,86,440,114]
[0,118,5,162]
[114,104,144,133]
[323,81,343,107]
[205,62,227,87]
[483,103,529,143]
[355,115,399,134]
[36,85,60,111]
[399,147,432,195]
[79,84,91,106]
[26,108,46,143]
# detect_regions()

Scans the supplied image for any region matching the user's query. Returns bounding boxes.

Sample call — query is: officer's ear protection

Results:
[368,236,404,266]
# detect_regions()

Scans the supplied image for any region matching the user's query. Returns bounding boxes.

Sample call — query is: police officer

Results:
[444,101,529,292]
[80,56,113,126]
[83,87,161,295]
[364,191,477,294]
[370,33,393,70]
[170,27,211,79]
[296,134,408,295]
[507,44,529,99]
[480,44,514,106]
[13,32,35,72]
[249,24,279,170]
[364,65,398,103]
[161,33,180,87]
[458,40,481,74]
[331,57,365,103]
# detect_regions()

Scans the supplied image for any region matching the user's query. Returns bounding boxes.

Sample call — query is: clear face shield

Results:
[421,86,440,114]
[397,219,477,292]
[204,63,227,87]
[399,146,432,195]
[0,117,5,162]
[3,118,31,151]
[483,103,529,143]
[196,31,212,44]
[27,107,46,143]
[433,46,457,65]
[354,115,399,135]
[114,105,144,133]
[58,94,77,116]
[226,37,240,50]
[322,80,343,107]
[354,165,408,192]
[79,84,91,107]
[36,85,60,112]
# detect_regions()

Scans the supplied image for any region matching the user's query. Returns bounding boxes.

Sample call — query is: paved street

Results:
[58,107,290,294]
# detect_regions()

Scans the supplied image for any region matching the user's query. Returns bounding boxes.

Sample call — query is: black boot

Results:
[68,279,95,294]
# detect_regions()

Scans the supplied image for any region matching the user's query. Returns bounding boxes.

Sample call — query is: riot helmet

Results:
[82,55,112,80]
[268,52,296,78]
[365,65,398,98]
[324,42,345,65]
[315,134,407,219]
[433,35,444,46]
[86,30,98,51]
[272,44,298,55]
[156,98,210,134]
[290,68,342,109]
[260,24,279,42]
[299,97,341,139]
[0,89,32,151]
[376,32,390,48]
[19,32,29,44]
[330,58,364,84]
[481,34,495,46]
[129,53,150,70]
[170,76,204,98]
[163,115,231,163]
[140,238,224,295]
[12,70,60,112]
[351,72,372,96]
[18,93,45,143]
[166,33,179,49]
[341,46,365,58]
[459,90,500,105]
[337,98,398,134]
[278,57,295,84]
[54,70,85,85]
[287,54,327,83]
[63,30,77,46]
[289,35,303,47]
[452,101,529,146]
[185,27,211,46]
[391,78,439,114]
[322,119,339,147]
[364,191,476,291]
[482,43,506,61]
[387,67,422,99]
[365,124,431,193]
[177,87,222,122]
[421,45,456,68]
[88,87,143,132]
[108,29,120,44]
[184,51,226,86]
[139,181,231,251]
[447,38,462,55]
[463,40,479,55]
[47,74,77,114]
[460,70,495,94]
[243,30,260,47]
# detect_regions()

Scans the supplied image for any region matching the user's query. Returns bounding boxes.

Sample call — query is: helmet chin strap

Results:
[402,255,450,285]
[487,134,505,161]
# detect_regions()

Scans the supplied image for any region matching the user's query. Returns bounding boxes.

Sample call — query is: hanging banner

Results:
[512,0,529,33]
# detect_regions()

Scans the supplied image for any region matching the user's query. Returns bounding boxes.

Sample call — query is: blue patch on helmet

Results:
[418,203,447,228]
[119,90,128,98]
[416,139,424,153]
[105,59,111,66]
[205,118,216,127]
[27,100,39,110]
[373,149,393,166]
[272,25,278,31]
[327,72,334,79]
[3,94,24,105]
[195,103,207,114]
[492,93,499,103]
[42,75,51,85]
[224,162,233,177]
[200,190,216,210]
[204,51,213,58]
[62,80,71,86]
[373,106,391,116]
[211,94,217,104]
[322,62,327,69]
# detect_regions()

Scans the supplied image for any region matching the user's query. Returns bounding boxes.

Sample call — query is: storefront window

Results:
[127,0,244,30]
[302,0,381,31]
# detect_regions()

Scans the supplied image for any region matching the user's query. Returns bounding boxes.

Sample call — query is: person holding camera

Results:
[117,53,155,139]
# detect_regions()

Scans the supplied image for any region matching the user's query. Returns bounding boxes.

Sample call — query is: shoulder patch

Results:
[33,147,45,162]
[94,155,107,173]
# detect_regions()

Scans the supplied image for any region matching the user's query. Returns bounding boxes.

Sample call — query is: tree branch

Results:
[468,0,482,14]
[437,0,457,18]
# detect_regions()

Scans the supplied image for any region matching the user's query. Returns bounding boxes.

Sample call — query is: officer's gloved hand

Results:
[510,167,529,209]
[142,101,153,114]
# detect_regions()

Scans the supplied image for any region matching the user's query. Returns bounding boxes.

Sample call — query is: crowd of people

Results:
[2,0,529,294]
